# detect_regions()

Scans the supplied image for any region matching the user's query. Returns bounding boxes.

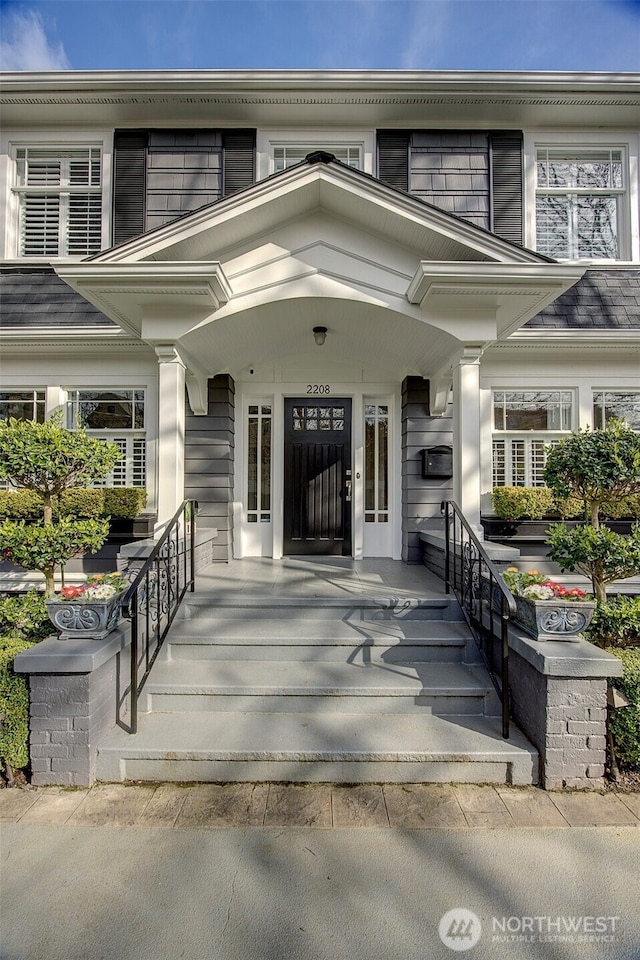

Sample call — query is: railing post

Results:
[129,597,139,735]
[190,500,196,592]
[444,501,451,594]
[501,610,510,739]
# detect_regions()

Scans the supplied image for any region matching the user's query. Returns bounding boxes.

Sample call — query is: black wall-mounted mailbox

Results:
[421,445,453,480]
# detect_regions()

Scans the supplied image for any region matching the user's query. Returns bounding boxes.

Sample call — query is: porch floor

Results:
[194,556,448,600]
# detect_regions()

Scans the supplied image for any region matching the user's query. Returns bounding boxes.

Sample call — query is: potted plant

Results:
[45,572,129,640]
[502,568,595,642]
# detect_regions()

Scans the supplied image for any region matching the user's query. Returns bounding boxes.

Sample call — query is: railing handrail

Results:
[119,499,197,734]
[444,500,516,739]
[445,501,518,620]
[121,499,196,618]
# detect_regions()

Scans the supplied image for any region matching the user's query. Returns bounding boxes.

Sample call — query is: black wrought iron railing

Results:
[444,501,516,739]
[119,499,197,734]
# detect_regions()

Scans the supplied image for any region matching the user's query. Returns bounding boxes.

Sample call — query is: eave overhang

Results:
[407,262,586,340]
[54,263,232,338]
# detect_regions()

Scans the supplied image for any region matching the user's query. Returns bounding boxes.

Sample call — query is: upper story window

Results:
[273,144,362,172]
[535,148,624,260]
[14,146,102,257]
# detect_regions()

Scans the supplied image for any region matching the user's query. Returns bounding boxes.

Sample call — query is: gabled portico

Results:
[57,153,584,555]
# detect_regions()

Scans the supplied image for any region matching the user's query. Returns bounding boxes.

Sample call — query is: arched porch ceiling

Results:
[56,155,585,387]
[180,296,460,382]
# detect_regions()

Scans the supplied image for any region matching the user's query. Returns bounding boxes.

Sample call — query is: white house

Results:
[1,70,638,564]
[3,71,639,789]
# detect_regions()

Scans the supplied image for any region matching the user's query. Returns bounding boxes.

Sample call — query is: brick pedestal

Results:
[14,626,130,787]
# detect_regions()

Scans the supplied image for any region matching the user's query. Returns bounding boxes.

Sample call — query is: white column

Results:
[155,346,186,527]
[452,347,483,532]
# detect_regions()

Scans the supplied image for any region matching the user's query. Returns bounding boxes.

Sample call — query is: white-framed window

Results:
[273,144,362,172]
[13,145,103,257]
[66,389,146,488]
[593,391,640,431]
[492,390,573,487]
[246,402,272,523]
[364,402,389,524]
[0,389,46,423]
[535,147,624,260]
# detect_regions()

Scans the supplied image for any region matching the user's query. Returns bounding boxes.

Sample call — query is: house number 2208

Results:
[307,384,331,395]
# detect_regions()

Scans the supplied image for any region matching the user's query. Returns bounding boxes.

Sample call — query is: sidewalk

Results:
[2,780,639,828]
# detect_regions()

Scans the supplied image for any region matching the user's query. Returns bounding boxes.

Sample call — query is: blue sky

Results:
[0,0,639,71]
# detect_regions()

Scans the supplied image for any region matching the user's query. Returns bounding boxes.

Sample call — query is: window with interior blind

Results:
[535,148,624,260]
[492,390,573,487]
[15,146,103,257]
[66,389,146,488]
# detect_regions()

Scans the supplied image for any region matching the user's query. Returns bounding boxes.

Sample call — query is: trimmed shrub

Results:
[0,592,49,774]
[0,487,146,521]
[607,647,640,769]
[0,490,42,520]
[601,493,640,520]
[103,487,147,519]
[587,596,640,648]
[491,486,583,521]
[57,487,105,518]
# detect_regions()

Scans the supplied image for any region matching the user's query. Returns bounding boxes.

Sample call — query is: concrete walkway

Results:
[1,784,639,960]
[1,781,640,829]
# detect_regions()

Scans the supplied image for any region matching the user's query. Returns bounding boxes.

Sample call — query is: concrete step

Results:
[180,596,461,621]
[141,659,500,716]
[163,617,474,663]
[96,710,537,785]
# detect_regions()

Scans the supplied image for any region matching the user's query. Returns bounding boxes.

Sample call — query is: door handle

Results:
[345,479,352,502]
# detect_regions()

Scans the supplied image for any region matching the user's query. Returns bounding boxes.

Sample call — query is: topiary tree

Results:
[543,419,640,602]
[0,415,121,595]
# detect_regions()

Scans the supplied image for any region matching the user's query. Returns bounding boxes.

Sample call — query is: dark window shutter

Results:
[113,131,147,245]
[377,131,410,192]
[490,132,524,246]
[223,131,255,197]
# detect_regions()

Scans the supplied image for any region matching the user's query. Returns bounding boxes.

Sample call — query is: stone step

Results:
[163,617,474,663]
[95,710,537,785]
[180,596,460,621]
[141,659,500,716]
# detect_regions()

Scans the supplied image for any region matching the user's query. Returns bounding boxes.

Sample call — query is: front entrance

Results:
[283,398,352,556]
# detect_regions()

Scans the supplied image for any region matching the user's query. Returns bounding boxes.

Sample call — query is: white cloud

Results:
[0,9,70,70]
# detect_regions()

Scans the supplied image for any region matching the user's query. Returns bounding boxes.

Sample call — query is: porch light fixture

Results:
[313,326,327,346]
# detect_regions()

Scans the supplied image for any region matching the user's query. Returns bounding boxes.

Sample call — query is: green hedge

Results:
[607,647,640,769]
[0,592,50,772]
[0,487,147,521]
[587,596,640,648]
[492,486,640,522]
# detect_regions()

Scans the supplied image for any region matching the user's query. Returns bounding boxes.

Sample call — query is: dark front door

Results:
[284,398,352,556]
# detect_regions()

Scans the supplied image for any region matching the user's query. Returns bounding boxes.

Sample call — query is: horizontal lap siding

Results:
[401,377,453,563]
[184,376,235,561]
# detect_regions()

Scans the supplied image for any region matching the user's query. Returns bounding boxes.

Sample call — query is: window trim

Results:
[3,131,112,260]
[65,387,147,490]
[491,388,575,488]
[256,129,375,180]
[523,131,638,263]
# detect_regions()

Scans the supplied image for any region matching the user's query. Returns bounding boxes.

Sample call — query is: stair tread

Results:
[146,659,491,696]
[98,710,536,763]
[168,617,470,644]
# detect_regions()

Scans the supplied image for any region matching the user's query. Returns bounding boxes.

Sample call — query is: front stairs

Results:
[96,577,538,785]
